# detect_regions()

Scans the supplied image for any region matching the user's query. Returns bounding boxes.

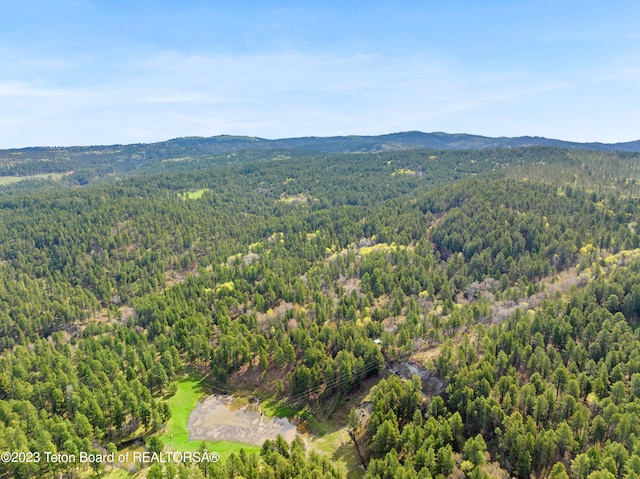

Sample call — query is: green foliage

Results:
[1,143,640,478]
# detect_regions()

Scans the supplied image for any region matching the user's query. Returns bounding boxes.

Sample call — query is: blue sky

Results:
[1,0,638,148]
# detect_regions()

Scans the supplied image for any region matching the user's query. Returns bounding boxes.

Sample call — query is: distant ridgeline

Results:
[1,136,640,478]
[0,131,639,187]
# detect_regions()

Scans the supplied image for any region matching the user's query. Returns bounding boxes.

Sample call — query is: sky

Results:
[1,0,639,148]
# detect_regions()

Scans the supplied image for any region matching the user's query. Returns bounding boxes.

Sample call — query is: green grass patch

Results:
[183,188,209,200]
[391,168,417,176]
[77,466,130,479]
[304,413,335,436]
[0,172,69,185]
[98,467,130,479]
[158,379,356,471]
[277,193,310,204]
[159,377,260,461]
[310,428,361,479]
[259,398,359,475]
[160,377,203,449]
[261,399,301,419]
[206,441,261,459]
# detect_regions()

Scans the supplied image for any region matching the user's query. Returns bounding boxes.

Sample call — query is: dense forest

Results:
[2,131,640,186]
[1,140,640,479]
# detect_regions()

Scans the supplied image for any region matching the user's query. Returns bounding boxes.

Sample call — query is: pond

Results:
[188,396,306,445]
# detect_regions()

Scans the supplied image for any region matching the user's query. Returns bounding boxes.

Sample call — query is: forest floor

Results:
[405,262,591,374]
[490,264,588,322]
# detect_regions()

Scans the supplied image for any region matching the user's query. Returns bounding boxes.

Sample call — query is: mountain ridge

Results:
[5,130,640,154]
[2,131,639,183]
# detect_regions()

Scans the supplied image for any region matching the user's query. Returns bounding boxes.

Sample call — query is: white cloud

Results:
[1,44,638,146]
[0,82,72,98]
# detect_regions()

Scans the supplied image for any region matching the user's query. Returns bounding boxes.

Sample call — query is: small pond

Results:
[188,396,305,445]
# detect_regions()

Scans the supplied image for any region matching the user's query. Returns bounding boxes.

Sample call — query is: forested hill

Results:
[3,142,640,478]
[1,131,639,184]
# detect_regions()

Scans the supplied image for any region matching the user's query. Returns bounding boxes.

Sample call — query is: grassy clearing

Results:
[183,188,209,200]
[0,172,69,185]
[261,396,360,478]
[158,378,363,476]
[391,168,417,176]
[261,399,301,419]
[160,377,260,460]
[303,407,362,479]
[77,466,130,479]
[311,428,363,479]
[160,378,202,449]
[277,193,310,204]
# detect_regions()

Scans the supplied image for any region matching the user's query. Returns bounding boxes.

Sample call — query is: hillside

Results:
[1,142,640,478]
[1,132,640,188]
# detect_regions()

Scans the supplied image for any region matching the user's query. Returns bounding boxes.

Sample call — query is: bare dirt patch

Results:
[188,395,304,445]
